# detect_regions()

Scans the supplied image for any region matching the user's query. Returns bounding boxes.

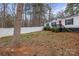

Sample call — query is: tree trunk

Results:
[12,3,24,46]
[49,9,51,22]
[1,3,7,28]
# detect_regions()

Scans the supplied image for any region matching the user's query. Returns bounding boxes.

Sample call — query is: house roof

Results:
[58,14,79,19]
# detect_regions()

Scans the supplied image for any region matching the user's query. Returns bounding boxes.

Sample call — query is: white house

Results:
[44,14,79,32]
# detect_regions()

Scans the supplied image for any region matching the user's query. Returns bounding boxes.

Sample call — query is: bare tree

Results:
[0,3,8,28]
[31,4,50,26]
[48,7,51,22]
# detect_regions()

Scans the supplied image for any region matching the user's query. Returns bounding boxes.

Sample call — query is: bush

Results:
[43,26,59,32]
[43,26,51,31]
[51,27,59,32]
[44,24,61,32]
[44,23,52,31]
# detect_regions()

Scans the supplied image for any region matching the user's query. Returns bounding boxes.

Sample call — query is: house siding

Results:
[62,16,79,28]
[44,15,79,32]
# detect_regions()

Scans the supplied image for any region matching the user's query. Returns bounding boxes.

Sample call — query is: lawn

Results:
[0,31,79,56]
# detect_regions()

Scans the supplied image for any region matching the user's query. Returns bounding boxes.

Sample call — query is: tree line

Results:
[0,3,52,28]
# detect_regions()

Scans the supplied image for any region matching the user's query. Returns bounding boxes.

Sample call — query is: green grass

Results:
[0,31,48,44]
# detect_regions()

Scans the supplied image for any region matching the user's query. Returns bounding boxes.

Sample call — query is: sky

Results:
[49,3,67,14]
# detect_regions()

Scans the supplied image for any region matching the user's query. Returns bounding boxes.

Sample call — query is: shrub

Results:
[43,26,51,31]
[44,23,52,31]
[51,27,59,32]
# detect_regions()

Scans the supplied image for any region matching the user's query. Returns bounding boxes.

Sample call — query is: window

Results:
[65,18,73,25]
[51,22,56,27]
